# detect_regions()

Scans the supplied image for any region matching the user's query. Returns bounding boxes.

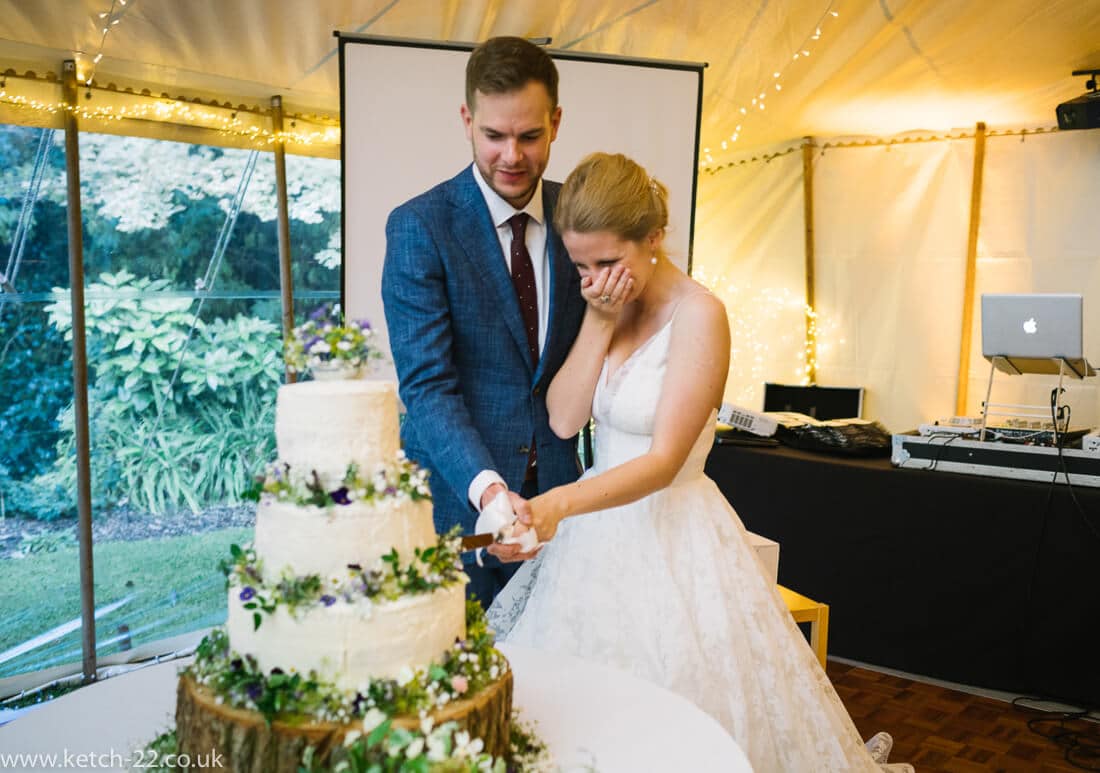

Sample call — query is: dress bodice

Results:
[591,318,716,486]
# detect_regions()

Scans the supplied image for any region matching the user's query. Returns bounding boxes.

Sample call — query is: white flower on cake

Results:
[453,731,484,759]
[343,729,362,747]
[427,734,448,762]
[396,665,415,686]
[362,707,387,732]
[405,738,425,758]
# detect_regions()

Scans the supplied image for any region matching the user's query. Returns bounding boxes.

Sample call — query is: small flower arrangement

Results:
[285,303,380,379]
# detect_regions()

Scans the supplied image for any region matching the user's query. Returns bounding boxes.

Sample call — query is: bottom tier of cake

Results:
[175,668,514,773]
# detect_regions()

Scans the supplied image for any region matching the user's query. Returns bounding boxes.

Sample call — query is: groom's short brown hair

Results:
[466,36,559,112]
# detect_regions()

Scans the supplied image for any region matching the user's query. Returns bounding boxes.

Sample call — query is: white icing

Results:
[254,497,436,581]
[275,380,400,486]
[226,583,467,690]
[227,376,473,691]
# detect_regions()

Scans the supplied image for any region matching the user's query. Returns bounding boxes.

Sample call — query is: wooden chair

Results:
[778,585,829,668]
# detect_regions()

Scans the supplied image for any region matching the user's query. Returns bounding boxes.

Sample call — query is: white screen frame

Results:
[338,34,704,361]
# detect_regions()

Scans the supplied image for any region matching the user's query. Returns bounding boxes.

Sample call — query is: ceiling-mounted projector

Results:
[1056,69,1100,130]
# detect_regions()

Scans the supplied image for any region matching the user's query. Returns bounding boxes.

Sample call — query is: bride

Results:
[488,153,910,772]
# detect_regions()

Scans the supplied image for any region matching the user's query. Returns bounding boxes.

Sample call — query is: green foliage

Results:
[37,270,283,515]
[16,528,78,556]
[1,127,342,516]
[187,602,507,725]
[224,529,466,628]
[0,462,71,521]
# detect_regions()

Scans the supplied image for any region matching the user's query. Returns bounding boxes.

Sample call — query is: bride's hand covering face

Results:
[580,263,634,317]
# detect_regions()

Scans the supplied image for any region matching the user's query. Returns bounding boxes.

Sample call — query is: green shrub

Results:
[39,271,283,515]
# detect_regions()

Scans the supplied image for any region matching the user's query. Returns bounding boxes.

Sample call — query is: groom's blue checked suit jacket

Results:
[382,166,587,537]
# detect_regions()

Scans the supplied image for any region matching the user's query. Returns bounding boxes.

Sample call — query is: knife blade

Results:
[460,533,495,551]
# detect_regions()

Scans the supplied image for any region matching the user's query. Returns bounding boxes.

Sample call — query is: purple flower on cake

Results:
[239,587,256,602]
[330,486,351,505]
[320,594,337,607]
[246,683,263,701]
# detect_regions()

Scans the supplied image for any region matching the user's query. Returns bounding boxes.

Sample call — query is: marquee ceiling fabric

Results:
[1,0,1098,153]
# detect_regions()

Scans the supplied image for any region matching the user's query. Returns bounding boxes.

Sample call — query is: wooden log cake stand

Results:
[176,669,514,772]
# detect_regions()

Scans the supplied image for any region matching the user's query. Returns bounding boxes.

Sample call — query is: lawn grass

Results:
[0,526,251,680]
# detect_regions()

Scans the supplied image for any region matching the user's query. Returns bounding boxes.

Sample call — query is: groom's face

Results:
[461,81,562,210]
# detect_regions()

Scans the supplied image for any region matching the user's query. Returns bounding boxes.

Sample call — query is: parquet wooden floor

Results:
[827,660,1100,772]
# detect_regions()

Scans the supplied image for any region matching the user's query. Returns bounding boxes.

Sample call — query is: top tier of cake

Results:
[275,380,400,485]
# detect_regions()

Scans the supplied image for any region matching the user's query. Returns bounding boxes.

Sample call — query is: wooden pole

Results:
[956,122,987,415]
[271,96,296,384]
[61,60,97,684]
[802,137,817,384]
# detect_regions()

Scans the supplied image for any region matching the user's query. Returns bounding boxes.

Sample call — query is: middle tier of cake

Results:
[252,496,436,581]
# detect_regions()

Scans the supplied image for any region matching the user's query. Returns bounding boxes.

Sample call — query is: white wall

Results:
[695,129,1100,433]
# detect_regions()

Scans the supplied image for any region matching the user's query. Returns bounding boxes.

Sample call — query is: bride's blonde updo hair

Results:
[554,152,669,244]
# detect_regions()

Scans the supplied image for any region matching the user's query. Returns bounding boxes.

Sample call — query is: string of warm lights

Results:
[79,0,134,86]
[702,125,1061,175]
[0,81,340,149]
[692,266,840,394]
[701,2,842,170]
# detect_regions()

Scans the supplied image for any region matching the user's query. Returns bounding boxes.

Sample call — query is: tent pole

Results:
[956,122,987,416]
[801,137,817,384]
[271,96,296,384]
[61,60,97,685]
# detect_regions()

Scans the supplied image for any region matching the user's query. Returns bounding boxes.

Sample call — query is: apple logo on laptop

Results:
[1023,317,1038,334]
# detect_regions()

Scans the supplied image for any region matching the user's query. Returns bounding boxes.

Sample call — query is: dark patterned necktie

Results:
[508,213,539,482]
[507,213,539,366]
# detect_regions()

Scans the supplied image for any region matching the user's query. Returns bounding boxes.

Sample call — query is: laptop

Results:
[981,293,1092,376]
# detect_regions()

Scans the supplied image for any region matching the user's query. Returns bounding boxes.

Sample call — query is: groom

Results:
[382,37,587,607]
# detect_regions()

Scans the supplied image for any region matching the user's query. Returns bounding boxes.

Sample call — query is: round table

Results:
[0,643,751,771]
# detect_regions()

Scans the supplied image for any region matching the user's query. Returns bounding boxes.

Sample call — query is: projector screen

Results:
[338,34,704,366]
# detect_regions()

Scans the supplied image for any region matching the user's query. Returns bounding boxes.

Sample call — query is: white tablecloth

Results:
[0,644,751,772]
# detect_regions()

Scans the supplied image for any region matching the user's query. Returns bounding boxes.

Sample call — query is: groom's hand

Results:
[485,492,540,562]
[480,482,508,511]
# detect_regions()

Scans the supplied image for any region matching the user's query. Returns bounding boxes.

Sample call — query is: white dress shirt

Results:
[467,163,551,511]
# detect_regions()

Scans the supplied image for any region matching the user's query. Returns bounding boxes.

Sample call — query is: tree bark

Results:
[176,670,513,771]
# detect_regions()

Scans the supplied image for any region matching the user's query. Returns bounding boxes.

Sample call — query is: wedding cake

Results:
[175,379,513,772]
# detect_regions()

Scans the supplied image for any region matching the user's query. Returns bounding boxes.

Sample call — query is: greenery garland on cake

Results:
[246,454,431,509]
[186,601,505,723]
[222,528,466,630]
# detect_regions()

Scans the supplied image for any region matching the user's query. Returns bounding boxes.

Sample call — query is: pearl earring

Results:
[650,254,658,265]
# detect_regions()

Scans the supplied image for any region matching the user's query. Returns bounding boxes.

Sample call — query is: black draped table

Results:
[704,441,1100,707]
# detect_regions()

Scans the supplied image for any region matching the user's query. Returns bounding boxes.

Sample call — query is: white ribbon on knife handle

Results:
[472,490,539,565]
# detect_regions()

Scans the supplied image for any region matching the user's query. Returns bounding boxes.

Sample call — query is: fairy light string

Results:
[702,2,842,169]
[0,74,340,149]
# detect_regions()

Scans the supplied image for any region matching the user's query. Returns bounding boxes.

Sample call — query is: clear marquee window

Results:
[0,125,340,689]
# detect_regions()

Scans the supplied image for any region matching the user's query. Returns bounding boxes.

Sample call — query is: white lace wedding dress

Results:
[488,317,888,772]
